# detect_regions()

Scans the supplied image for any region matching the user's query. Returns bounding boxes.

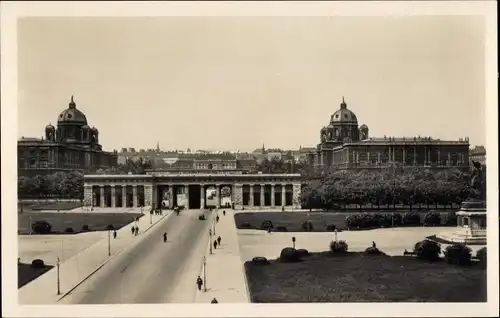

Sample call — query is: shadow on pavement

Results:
[18,263,54,288]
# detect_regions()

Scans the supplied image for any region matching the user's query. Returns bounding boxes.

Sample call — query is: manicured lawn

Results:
[19,201,83,212]
[234,211,450,232]
[245,252,487,302]
[18,212,143,234]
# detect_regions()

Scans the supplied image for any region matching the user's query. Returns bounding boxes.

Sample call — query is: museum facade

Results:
[307,97,470,170]
[83,172,303,210]
[18,96,118,177]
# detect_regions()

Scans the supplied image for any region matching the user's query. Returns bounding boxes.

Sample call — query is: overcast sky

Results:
[17,16,485,152]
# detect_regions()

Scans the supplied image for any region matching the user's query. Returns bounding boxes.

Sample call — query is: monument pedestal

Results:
[437,200,487,245]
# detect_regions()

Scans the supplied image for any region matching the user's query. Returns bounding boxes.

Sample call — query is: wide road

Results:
[59,209,214,304]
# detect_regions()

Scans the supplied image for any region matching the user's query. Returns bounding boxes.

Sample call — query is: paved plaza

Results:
[237,226,486,262]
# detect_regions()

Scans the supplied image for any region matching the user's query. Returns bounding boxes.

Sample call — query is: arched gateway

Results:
[83,173,304,210]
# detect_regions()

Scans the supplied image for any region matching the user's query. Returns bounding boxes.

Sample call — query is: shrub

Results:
[364,247,384,255]
[301,221,313,232]
[414,240,441,261]
[31,221,52,234]
[251,257,270,265]
[392,213,403,226]
[31,259,45,269]
[274,226,288,232]
[444,211,457,226]
[279,247,300,262]
[377,215,392,228]
[106,224,115,230]
[476,247,487,266]
[260,220,274,230]
[444,244,472,265]
[296,248,310,258]
[64,227,74,233]
[330,240,348,253]
[424,211,442,226]
[403,212,421,226]
[325,224,336,231]
[240,222,252,229]
[82,224,90,232]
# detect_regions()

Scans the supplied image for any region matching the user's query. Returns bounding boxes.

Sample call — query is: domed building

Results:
[18,96,118,176]
[308,97,470,170]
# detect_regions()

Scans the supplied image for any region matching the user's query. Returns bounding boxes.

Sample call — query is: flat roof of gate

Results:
[84,173,302,179]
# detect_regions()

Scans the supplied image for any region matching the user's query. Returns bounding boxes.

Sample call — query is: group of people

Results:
[130,225,140,236]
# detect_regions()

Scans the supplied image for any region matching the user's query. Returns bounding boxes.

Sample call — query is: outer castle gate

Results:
[83,172,304,210]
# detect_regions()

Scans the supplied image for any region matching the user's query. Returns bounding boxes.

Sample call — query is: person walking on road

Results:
[135,226,139,236]
[113,230,117,239]
[213,240,218,250]
[217,236,221,245]
[163,232,168,242]
[211,298,218,304]
[223,210,226,216]
[216,215,220,223]
[196,276,203,291]
[131,226,135,235]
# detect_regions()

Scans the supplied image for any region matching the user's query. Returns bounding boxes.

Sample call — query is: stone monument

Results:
[440,161,487,244]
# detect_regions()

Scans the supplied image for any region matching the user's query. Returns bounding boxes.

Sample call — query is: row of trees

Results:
[18,158,152,199]
[300,167,478,210]
[18,171,84,199]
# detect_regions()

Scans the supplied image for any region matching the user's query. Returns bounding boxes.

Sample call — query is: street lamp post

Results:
[29,216,32,235]
[108,229,111,256]
[209,229,213,254]
[203,256,207,292]
[56,257,61,295]
[334,229,338,242]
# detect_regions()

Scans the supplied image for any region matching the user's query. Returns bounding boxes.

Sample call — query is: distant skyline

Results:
[18,16,486,152]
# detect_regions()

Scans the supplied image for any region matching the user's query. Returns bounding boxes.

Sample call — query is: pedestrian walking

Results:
[196,276,203,291]
[216,215,220,223]
[223,210,226,216]
[217,236,221,245]
[267,226,272,234]
[211,298,218,304]
[372,241,376,248]
[213,240,218,250]
[135,226,139,236]
[131,226,135,235]
[113,230,117,239]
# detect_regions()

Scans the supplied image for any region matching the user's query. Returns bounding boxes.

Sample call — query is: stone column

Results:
[168,185,174,209]
[200,185,205,209]
[216,184,221,208]
[100,186,105,208]
[260,184,265,207]
[249,185,254,207]
[144,184,153,208]
[377,152,381,165]
[184,185,190,209]
[413,147,417,165]
[292,183,302,209]
[448,153,451,166]
[132,185,138,207]
[424,147,427,165]
[122,185,127,208]
[282,184,287,206]
[271,184,276,206]
[387,147,391,163]
[84,185,92,207]
[402,148,406,165]
[111,186,116,208]
[233,183,243,210]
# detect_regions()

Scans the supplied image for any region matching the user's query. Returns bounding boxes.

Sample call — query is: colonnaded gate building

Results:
[83,172,304,210]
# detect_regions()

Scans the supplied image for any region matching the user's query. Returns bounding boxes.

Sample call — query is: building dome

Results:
[330,97,358,124]
[45,123,55,131]
[81,124,90,130]
[57,96,88,125]
[91,126,99,134]
[360,124,368,130]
